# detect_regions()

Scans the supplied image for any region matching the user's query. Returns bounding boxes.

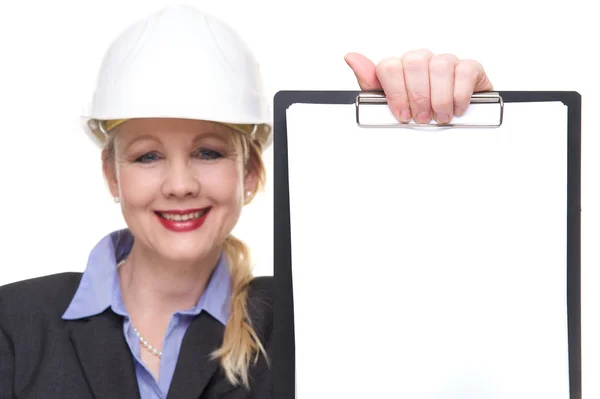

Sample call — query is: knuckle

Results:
[415,48,435,58]
[412,93,431,107]
[455,59,481,79]
[401,50,432,72]
[384,91,409,109]
[386,92,406,103]
[375,57,403,77]
[438,53,459,61]
[429,55,455,76]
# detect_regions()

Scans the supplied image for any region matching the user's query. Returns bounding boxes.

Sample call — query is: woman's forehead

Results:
[119,118,231,133]
[114,118,236,143]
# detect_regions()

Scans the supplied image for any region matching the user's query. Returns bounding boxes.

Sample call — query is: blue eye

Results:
[195,149,223,160]
[135,152,160,163]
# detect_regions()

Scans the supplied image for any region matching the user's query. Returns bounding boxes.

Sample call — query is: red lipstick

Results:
[154,208,210,232]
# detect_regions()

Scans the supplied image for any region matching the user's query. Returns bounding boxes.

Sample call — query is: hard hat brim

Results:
[81,116,273,150]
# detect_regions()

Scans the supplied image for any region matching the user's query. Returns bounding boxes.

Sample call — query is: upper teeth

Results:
[160,210,206,221]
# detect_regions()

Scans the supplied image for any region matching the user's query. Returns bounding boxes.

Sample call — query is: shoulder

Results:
[0,272,83,305]
[246,275,273,336]
[248,275,272,301]
[247,276,273,314]
[0,273,82,327]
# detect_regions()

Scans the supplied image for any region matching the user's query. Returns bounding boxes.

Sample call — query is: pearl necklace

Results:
[117,258,163,359]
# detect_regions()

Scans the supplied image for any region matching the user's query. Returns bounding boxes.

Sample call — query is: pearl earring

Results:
[114,196,120,203]
[245,190,252,198]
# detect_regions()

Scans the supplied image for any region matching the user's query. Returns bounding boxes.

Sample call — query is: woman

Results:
[0,5,493,399]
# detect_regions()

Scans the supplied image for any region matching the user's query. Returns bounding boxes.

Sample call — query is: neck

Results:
[118,243,223,320]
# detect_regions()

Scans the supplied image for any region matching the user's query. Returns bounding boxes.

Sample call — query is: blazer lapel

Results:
[68,310,140,399]
[167,312,225,399]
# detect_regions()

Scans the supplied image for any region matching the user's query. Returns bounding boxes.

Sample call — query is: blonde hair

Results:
[210,127,270,388]
[102,120,269,389]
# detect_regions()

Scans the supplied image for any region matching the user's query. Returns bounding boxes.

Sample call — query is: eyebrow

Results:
[123,130,231,151]
[122,134,161,152]
[192,131,231,144]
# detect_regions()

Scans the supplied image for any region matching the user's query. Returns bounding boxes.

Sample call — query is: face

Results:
[103,118,257,264]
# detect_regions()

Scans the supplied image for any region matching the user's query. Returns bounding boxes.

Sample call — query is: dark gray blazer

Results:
[0,273,273,399]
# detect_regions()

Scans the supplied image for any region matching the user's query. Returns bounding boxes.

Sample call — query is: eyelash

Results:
[134,149,224,163]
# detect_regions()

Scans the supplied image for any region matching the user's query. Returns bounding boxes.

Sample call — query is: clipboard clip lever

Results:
[355,91,504,128]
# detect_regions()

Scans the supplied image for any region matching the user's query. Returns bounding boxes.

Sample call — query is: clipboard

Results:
[272,90,581,399]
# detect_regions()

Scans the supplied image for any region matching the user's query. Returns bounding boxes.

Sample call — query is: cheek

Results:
[201,162,245,208]
[198,162,246,238]
[118,167,162,209]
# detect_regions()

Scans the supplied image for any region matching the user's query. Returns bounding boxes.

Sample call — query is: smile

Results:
[157,209,209,221]
[154,207,211,232]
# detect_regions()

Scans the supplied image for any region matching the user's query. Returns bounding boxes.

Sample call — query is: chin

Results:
[158,237,220,263]
[136,211,231,263]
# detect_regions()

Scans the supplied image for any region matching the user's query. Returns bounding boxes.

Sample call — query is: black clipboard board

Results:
[273,91,581,399]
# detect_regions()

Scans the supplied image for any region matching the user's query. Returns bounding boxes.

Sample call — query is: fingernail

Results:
[399,109,411,122]
[436,113,451,124]
[416,111,431,123]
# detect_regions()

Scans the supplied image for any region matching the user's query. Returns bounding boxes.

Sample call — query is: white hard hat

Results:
[82,5,272,149]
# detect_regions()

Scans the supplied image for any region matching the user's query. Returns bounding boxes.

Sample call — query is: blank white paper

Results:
[286,101,570,399]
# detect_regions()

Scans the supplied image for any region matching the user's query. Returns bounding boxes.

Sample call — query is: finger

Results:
[453,59,494,116]
[429,54,459,124]
[344,52,382,91]
[402,50,434,123]
[375,57,410,122]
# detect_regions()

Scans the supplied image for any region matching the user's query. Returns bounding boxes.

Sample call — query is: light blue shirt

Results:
[62,229,232,398]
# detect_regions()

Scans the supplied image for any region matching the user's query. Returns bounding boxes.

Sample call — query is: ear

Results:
[102,148,120,199]
[243,165,259,199]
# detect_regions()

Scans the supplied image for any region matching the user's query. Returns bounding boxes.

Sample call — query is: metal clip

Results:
[355,91,504,128]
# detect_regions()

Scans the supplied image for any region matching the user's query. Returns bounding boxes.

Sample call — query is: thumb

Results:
[474,72,494,92]
[344,52,382,91]
[471,60,494,92]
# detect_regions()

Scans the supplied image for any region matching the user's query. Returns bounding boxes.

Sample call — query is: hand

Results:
[344,50,493,124]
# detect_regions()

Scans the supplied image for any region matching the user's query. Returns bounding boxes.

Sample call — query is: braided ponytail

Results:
[210,133,269,388]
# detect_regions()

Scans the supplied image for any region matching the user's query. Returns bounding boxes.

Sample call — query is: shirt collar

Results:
[62,229,232,325]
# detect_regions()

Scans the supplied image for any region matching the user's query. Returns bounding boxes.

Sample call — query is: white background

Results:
[0,0,597,396]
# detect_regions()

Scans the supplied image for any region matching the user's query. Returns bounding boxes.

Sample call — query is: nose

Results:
[162,158,201,198]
